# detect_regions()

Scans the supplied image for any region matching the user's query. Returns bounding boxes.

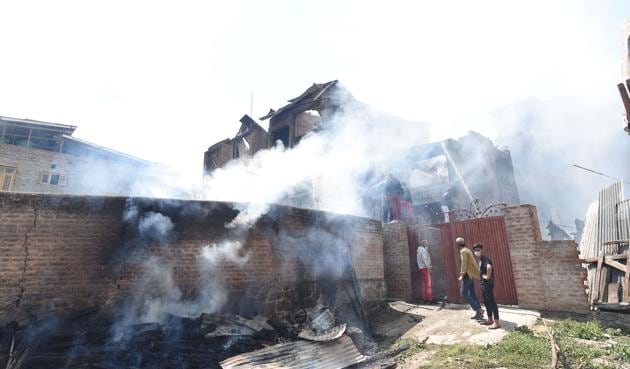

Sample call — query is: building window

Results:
[0,165,16,191]
[39,172,66,186]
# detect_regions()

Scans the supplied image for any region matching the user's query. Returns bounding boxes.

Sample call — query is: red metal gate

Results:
[438,215,518,305]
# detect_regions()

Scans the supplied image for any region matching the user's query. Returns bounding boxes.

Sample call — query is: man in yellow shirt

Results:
[456,237,483,320]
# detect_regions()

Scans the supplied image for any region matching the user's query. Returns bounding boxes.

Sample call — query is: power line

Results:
[572,164,630,185]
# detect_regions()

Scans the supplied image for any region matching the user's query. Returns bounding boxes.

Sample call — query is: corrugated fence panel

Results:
[617,199,630,244]
[440,223,462,304]
[578,200,599,259]
[598,181,623,254]
[438,215,518,305]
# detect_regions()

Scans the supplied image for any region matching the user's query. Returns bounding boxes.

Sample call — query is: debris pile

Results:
[0,306,374,369]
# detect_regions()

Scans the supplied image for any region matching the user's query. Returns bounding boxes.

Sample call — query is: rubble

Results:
[0,304,374,369]
[220,335,366,369]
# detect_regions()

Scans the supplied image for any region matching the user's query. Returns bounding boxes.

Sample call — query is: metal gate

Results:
[438,215,518,305]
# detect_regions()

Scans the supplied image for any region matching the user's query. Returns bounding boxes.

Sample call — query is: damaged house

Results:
[204,81,520,220]
[0,82,597,368]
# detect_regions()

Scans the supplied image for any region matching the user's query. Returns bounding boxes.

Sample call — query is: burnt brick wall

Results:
[382,222,412,300]
[0,193,125,321]
[0,193,386,323]
[505,204,588,313]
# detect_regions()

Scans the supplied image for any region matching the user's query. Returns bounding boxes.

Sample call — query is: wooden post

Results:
[623,250,630,304]
[599,267,609,304]
[593,251,604,303]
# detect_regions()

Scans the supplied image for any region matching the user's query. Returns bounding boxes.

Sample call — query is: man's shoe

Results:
[470,309,484,320]
[480,319,494,326]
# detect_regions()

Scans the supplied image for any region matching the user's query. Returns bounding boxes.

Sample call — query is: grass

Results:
[553,319,605,340]
[418,327,550,369]
[413,321,630,369]
[610,342,630,362]
[391,338,426,360]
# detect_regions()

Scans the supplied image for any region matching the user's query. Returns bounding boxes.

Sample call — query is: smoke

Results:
[112,197,258,342]
[107,90,429,338]
[493,96,630,236]
[202,98,429,217]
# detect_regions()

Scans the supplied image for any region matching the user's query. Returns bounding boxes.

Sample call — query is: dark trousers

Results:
[482,282,499,320]
[383,195,402,222]
[460,276,481,311]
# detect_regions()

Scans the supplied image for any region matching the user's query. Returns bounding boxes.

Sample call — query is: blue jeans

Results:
[460,276,481,311]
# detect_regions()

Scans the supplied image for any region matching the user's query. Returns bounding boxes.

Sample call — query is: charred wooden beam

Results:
[617,83,630,133]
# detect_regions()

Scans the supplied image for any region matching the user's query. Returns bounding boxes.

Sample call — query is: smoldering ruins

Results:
[0,79,621,369]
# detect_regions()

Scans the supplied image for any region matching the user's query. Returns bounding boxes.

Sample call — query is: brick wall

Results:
[0,193,386,323]
[539,241,590,313]
[505,204,589,313]
[382,222,412,300]
[505,205,545,308]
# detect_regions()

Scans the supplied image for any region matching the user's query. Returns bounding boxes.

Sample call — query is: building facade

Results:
[0,116,166,196]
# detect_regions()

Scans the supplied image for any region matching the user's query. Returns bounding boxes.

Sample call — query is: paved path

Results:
[374,301,540,345]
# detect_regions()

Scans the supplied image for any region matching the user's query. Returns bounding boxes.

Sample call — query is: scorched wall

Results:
[0,193,385,323]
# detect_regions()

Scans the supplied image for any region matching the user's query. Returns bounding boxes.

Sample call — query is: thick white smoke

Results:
[111,94,429,333]
[201,99,429,217]
[493,96,630,236]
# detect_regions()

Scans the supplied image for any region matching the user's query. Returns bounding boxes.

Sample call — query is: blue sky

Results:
[1,0,629,183]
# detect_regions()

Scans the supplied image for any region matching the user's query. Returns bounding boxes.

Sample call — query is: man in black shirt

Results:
[473,243,500,329]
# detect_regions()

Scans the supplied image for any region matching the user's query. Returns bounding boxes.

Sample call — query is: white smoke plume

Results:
[111,93,429,332]
[202,99,429,217]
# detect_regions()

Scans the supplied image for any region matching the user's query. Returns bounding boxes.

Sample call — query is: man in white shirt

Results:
[416,240,433,303]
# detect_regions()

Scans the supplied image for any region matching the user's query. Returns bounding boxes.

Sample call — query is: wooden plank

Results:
[624,251,630,303]
[609,283,620,304]
[608,254,629,260]
[605,258,628,273]
[603,239,630,245]
[581,257,599,263]
[599,267,609,304]
[582,254,628,264]
[592,252,605,302]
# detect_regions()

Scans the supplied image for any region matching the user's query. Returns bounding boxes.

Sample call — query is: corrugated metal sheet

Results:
[579,200,599,303]
[439,215,518,305]
[617,199,630,243]
[598,181,623,249]
[578,200,600,259]
[220,335,366,369]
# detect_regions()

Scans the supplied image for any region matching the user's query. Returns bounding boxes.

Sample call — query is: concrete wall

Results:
[505,204,589,313]
[0,193,386,323]
[0,143,157,196]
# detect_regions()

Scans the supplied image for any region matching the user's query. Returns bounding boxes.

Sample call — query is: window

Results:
[0,165,16,191]
[40,172,66,186]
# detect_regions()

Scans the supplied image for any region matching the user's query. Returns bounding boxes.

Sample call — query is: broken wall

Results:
[505,204,589,313]
[0,192,386,323]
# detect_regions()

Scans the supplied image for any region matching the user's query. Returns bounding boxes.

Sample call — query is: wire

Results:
[572,165,630,185]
